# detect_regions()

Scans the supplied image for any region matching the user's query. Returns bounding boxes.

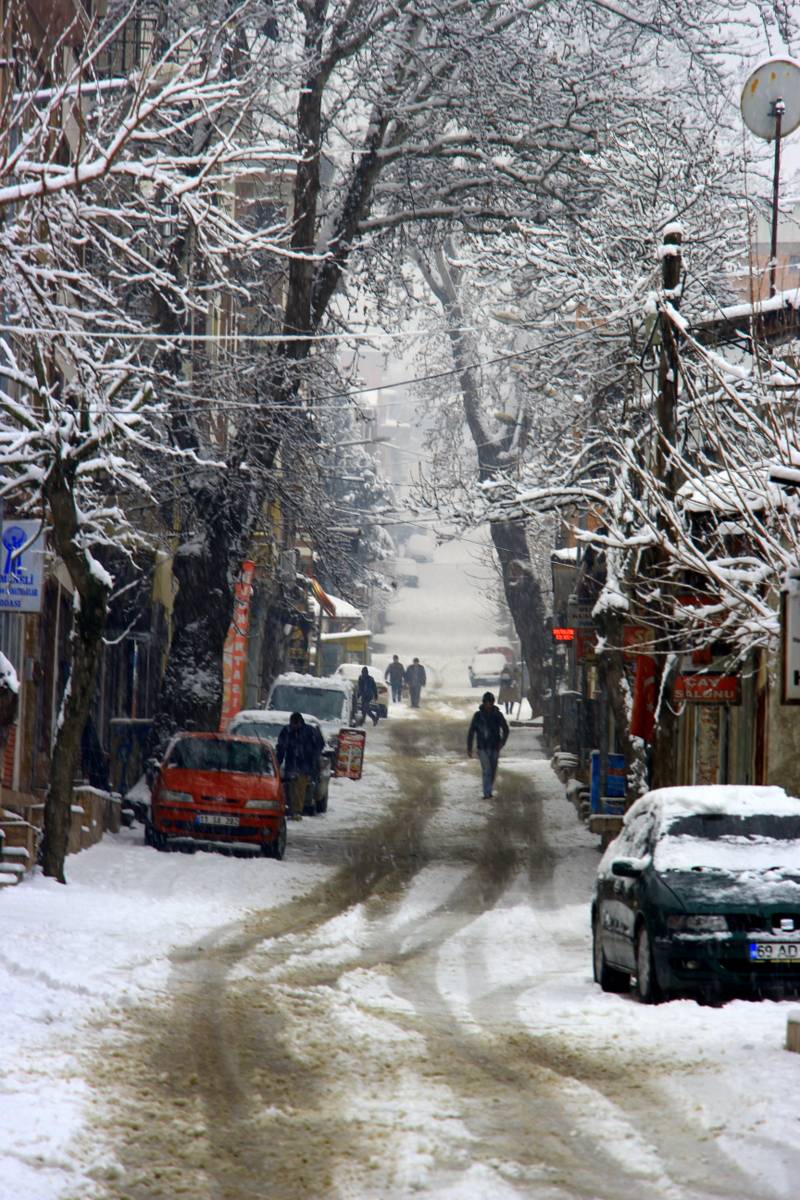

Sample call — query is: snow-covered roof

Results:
[677,466,780,516]
[310,593,363,620]
[319,629,372,642]
[716,285,800,323]
[269,672,352,694]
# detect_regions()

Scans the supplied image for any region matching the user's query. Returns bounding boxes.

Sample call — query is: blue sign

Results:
[0,520,45,613]
[590,750,627,815]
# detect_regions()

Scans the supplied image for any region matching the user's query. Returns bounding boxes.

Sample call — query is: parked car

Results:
[335,663,389,717]
[467,650,508,688]
[228,709,330,814]
[146,732,287,858]
[592,785,800,1004]
[266,672,355,746]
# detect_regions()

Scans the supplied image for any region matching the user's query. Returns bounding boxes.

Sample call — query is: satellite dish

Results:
[741,57,800,141]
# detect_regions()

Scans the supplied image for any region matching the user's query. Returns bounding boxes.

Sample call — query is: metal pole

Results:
[769,99,785,298]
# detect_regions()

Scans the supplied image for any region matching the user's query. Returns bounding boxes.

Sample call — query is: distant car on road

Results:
[592,785,800,1004]
[467,650,508,688]
[146,732,287,858]
[335,663,389,717]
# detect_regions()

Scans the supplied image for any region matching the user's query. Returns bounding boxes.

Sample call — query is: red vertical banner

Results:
[629,654,657,743]
[220,561,255,732]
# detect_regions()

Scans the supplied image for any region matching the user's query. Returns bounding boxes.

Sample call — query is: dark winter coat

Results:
[276,721,319,776]
[357,672,378,702]
[467,706,509,754]
[385,660,405,685]
[405,662,427,689]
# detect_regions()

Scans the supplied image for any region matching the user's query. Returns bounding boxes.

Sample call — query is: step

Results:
[0,870,20,887]
[0,861,25,877]
[1,845,29,862]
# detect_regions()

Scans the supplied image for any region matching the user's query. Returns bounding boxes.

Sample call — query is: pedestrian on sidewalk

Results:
[405,657,427,708]
[385,654,406,703]
[357,666,379,725]
[467,691,509,799]
[498,663,516,715]
[276,712,319,819]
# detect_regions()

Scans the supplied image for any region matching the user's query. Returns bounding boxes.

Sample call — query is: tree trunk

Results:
[593,609,648,799]
[489,519,545,714]
[40,465,110,882]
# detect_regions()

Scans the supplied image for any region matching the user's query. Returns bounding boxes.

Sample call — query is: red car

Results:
[146,732,287,858]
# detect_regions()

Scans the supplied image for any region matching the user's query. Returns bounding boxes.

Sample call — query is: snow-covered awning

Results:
[310,593,363,621]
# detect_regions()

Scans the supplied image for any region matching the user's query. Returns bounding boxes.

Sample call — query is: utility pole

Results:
[649,225,682,790]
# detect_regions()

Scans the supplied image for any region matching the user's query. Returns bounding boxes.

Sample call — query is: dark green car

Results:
[592,786,800,1004]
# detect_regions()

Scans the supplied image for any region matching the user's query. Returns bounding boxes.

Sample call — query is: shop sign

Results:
[552,627,574,642]
[334,727,366,780]
[674,673,741,705]
[782,569,800,704]
[623,625,650,657]
[0,519,45,613]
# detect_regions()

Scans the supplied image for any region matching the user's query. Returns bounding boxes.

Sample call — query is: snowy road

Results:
[4,546,800,1199]
[70,709,799,1200]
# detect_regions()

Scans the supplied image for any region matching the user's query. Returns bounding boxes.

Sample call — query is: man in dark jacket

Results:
[276,712,319,819]
[467,691,509,799]
[385,655,405,702]
[357,666,379,725]
[405,657,427,708]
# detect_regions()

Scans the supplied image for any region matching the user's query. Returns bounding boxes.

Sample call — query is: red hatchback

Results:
[146,732,287,858]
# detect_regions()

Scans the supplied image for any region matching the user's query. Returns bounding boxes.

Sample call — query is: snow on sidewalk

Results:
[0,753,392,1200]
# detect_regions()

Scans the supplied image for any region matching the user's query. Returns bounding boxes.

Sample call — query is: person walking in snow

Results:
[357,666,379,725]
[404,657,427,708]
[276,712,319,820]
[385,654,406,703]
[467,691,509,799]
[498,663,516,715]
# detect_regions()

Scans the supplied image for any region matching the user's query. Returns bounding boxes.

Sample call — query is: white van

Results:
[265,673,355,748]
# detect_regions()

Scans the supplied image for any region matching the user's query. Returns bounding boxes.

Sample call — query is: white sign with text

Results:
[0,520,45,613]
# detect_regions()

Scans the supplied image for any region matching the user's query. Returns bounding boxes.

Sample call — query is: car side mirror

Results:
[611,856,649,879]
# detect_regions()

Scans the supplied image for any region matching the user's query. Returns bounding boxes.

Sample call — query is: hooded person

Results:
[467,691,509,799]
[276,711,320,819]
[357,666,379,725]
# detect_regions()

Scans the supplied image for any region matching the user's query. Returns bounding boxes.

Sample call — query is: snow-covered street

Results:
[3,550,800,1200]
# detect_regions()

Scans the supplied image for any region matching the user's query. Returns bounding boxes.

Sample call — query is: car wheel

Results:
[593,914,630,993]
[144,820,168,852]
[265,819,287,860]
[635,923,663,1004]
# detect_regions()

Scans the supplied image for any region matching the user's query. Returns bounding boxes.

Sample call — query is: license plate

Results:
[195,813,238,828]
[749,942,800,962]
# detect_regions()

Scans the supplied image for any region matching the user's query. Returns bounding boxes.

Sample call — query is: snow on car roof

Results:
[270,672,352,694]
[231,709,321,726]
[627,785,800,825]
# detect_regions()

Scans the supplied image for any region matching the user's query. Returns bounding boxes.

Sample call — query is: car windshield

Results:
[656,812,800,873]
[269,686,344,721]
[166,738,274,775]
[230,721,283,742]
